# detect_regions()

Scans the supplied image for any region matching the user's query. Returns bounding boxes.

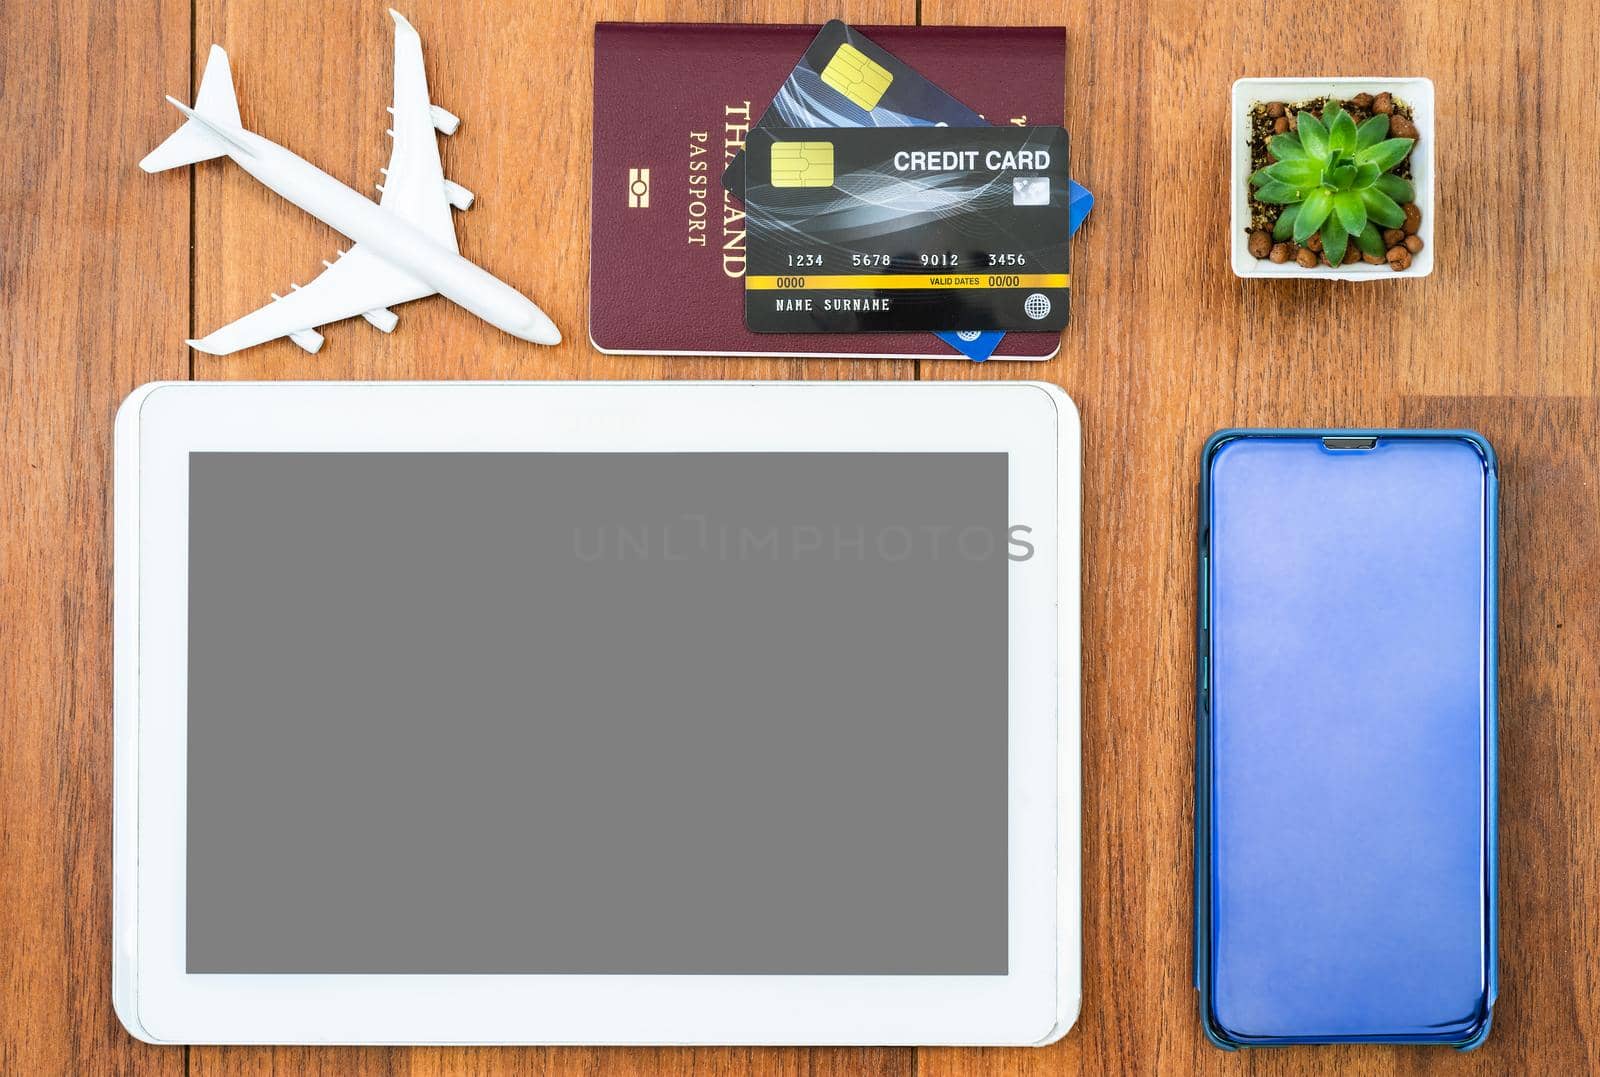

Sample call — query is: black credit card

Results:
[722,20,981,197]
[743,126,1070,333]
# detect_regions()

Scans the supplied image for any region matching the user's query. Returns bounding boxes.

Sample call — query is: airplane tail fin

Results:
[140,45,246,172]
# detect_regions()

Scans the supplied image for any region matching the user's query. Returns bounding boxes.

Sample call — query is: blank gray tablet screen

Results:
[187,453,1009,974]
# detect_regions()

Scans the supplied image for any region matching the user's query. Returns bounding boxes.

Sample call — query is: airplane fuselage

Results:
[222,126,554,344]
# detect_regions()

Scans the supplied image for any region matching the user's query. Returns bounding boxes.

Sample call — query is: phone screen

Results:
[1203,434,1493,1043]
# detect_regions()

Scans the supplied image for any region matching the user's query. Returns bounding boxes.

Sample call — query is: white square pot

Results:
[1230,77,1434,279]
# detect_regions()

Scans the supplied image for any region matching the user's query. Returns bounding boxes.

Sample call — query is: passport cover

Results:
[591,22,1068,360]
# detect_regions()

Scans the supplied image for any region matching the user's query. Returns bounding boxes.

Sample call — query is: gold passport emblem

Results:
[770,141,834,188]
[628,167,650,208]
[819,43,893,111]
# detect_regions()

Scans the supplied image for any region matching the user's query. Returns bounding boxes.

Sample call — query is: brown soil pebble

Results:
[1266,101,1286,118]
[1362,251,1385,264]
[1387,245,1412,271]
[1404,234,1424,254]
[1249,230,1273,258]
[1373,92,1394,115]
[1306,233,1323,253]
[1389,113,1419,140]
[1383,228,1406,247]
[1296,247,1319,268]
[1402,203,1422,234]
[1352,92,1374,109]
[1273,116,1289,134]
[1343,244,1361,265]
[1270,242,1292,263]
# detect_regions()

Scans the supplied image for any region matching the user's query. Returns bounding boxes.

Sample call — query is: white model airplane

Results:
[141,9,560,354]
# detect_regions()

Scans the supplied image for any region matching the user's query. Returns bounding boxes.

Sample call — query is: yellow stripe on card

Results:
[770,141,834,188]
[819,43,894,111]
[746,273,1070,290]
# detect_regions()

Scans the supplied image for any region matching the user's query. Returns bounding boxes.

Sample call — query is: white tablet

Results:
[113,381,1081,1046]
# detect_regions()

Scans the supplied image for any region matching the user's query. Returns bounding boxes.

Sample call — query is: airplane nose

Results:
[521,304,561,346]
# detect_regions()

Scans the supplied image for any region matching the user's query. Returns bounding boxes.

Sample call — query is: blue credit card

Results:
[721,20,1094,361]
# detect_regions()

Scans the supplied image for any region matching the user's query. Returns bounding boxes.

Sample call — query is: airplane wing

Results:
[187,245,433,355]
[378,9,465,251]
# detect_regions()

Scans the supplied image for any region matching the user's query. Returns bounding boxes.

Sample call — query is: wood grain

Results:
[4,0,1599,1073]
[0,0,191,1073]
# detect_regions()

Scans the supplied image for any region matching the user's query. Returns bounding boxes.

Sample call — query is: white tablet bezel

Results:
[113,381,1081,1046]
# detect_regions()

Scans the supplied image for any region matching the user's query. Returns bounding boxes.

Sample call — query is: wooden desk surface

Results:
[4,0,1598,1072]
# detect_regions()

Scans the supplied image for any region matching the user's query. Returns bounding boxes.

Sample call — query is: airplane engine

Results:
[362,307,399,332]
[288,328,325,353]
[429,105,460,135]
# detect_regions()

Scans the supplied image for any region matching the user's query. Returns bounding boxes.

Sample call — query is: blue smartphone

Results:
[1195,430,1498,1048]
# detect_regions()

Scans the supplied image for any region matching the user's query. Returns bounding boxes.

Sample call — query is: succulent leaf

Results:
[1356,137,1415,173]
[1321,215,1349,266]
[1356,222,1385,258]
[1268,134,1308,161]
[1297,112,1330,159]
[1328,164,1357,190]
[1354,163,1380,189]
[1333,191,1367,237]
[1251,166,1274,187]
[1294,188,1334,243]
[1273,204,1300,242]
[1356,114,1390,150]
[1255,181,1305,204]
[1328,107,1358,155]
[1359,187,1407,229]
[1374,173,1415,203]
[1266,159,1324,187]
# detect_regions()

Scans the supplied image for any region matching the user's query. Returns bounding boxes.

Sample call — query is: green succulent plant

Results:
[1250,100,1416,265]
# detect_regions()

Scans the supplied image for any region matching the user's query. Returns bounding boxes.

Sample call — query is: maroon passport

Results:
[590,22,1066,360]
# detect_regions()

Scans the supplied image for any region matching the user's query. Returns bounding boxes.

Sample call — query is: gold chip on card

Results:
[770,141,834,188]
[819,43,893,111]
